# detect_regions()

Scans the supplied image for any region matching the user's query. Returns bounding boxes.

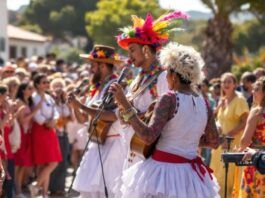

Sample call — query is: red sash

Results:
[152,150,213,182]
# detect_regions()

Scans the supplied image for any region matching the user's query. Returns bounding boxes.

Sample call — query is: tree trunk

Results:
[201,15,233,79]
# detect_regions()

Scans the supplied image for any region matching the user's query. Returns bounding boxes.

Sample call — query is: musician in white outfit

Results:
[68,45,127,198]
[109,42,221,198]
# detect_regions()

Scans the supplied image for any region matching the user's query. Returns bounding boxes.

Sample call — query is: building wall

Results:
[0,0,8,63]
[9,39,48,59]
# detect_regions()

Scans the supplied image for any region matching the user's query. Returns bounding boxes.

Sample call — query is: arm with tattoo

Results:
[199,103,220,149]
[128,93,177,145]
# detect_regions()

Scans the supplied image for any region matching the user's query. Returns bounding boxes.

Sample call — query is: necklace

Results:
[89,74,117,98]
[140,64,163,100]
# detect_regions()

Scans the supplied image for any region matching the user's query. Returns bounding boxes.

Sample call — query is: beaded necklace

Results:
[137,64,163,100]
[89,74,117,98]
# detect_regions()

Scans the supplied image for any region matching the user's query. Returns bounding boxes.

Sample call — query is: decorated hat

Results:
[80,45,124,65]
[117,11,189,50]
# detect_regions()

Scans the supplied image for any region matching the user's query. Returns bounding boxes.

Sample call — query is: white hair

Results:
[159,42,204,85]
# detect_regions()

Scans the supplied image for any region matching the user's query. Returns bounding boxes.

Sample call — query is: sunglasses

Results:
[41,81,50,84]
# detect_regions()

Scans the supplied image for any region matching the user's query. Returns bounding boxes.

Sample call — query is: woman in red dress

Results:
[30,74,62,197]
[0,85,9,197]
[14,81,43,197]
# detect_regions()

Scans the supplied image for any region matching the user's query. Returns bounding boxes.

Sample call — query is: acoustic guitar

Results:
[127,71,163,159]
[130,101,159,159]
[88,118,113,144]
[87,102,114,144]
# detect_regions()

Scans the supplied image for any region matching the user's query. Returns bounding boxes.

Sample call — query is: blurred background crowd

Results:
[0,51,264,197]
[0,0,264,197]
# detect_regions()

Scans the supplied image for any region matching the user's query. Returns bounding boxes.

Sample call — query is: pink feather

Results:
[142,13,154,31]
[158,11,189,22]
[140,13,159,42]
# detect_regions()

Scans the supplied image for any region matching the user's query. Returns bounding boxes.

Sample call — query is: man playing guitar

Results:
[68,45,127,198]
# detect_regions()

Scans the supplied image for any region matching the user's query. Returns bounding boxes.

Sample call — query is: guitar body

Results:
[130,101,159,158]
[87,103,113,144]
[88,119,113,144]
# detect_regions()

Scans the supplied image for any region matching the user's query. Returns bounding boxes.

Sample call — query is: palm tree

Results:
[200,0,263,79]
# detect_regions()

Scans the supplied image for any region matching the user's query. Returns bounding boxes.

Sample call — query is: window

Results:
[21,47,27,57]
[9,46,17,59]
[33,48,38,55]
[0,38,5,52]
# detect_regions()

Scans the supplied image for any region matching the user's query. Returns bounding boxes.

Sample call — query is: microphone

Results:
[73,79,89,95]
[104,67,129,104]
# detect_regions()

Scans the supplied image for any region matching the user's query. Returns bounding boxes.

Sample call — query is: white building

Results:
[0,0,49,63]
[8,25,49,59]
[0,0,8,64]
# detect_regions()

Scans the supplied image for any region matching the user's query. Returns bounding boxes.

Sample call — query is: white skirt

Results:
[118,158,220,198]
[73,135,126,195]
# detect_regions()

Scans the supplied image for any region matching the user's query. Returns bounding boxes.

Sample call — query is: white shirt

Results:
[32,92,59,125]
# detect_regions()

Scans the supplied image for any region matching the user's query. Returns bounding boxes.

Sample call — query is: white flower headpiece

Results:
[159,42,204,85]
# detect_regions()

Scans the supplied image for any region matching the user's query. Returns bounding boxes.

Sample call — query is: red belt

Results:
[152,150,213,182]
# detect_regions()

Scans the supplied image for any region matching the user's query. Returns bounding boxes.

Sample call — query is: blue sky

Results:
[7,0,211,12]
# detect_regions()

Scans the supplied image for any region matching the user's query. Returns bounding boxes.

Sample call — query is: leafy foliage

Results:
[19,0,98,38]
[233,19,265,55]
[232,48,265,79]
[85,0,164,49]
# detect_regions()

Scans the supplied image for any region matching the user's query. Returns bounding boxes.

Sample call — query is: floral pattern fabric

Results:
[240,113,265,198]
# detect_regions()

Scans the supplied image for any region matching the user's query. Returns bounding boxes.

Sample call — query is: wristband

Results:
[122,107,137,122]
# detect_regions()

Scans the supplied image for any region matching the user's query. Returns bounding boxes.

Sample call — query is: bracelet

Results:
[120,106,134,116]
[122,107,137,122]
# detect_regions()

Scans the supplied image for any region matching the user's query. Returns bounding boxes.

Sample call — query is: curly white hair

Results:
[159,42,204,85]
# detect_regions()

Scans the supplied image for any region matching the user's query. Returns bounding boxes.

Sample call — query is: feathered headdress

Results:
[117,11,189,50]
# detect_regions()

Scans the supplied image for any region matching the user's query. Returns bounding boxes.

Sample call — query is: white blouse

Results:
[32,92,59,125]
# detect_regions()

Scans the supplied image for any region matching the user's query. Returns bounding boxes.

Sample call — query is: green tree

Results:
[20,0,98,39]
[85,0,163,49]
[233,20,265,55]
[200,0,265,79]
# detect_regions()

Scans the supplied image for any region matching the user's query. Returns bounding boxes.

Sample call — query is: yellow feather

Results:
[153,21,168,32]
[132,15,144,28]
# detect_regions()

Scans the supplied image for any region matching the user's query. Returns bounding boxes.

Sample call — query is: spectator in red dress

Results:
[29,74,62,198]
[14,82,43,198]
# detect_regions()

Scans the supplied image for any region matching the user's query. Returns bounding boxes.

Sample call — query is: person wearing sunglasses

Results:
[29,73,62,198]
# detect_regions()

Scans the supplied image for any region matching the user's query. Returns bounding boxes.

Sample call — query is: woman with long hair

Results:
[238,77,265,197]
[29,74,62,197]
[210,72,249,197]
[109,43,220,198]
[14,81,43,198]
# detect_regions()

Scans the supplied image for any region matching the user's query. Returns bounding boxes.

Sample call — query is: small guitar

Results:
[87,102,114,144]
[127,71,163,159]
[130,100,159,159]
[88,118,113,144]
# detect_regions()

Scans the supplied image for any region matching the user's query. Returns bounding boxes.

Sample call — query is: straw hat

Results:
[80,45,124,65]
